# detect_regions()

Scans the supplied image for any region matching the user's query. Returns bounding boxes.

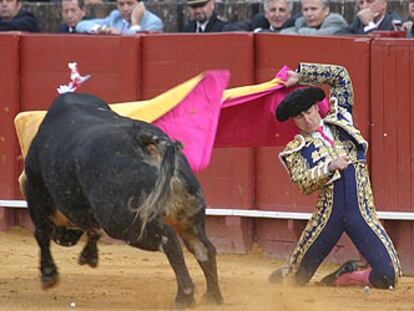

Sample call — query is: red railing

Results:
[1,32,414,271]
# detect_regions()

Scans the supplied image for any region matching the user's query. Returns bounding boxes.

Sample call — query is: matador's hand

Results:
[281,70,299,88]
[328,155,349,172]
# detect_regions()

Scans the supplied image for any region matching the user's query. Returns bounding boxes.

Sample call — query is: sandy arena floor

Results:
[1,227,414,311]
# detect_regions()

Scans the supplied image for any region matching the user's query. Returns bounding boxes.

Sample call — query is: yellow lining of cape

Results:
[223,77,281,100]
[14,74,283,159]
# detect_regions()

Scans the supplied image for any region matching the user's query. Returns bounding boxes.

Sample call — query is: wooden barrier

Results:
[0,33,20,230]
[140,33,254,98]
[140,33,255,253]
[19,34,141,111]
[1,32,414,271]
[16,34,141,228]
[371,39,414,273]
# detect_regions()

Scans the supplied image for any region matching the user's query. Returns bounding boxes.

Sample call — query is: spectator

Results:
[58,0,87,33]
[254,0,295,33]
[403,0,414,37]
[76,0,163,35]
[336,0,404,35]
[280,0,347,35]
[182,0,241,33]
[0,0,40,32]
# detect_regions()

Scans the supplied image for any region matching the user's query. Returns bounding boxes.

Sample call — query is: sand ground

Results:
[1,227,414,311]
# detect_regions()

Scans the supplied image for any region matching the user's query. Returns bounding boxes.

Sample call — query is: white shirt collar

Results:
[363,14,386,32]
[310,121,334,147]
[196,20,209,32]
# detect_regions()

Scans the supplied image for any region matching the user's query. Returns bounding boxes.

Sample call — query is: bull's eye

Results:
[147,144,156,154]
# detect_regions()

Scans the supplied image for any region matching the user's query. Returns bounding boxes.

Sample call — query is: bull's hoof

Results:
[201,291,223,305]
[78,253,98,268]
[173,295,196,309]
[201,292,223,305]
[41,274,59,290]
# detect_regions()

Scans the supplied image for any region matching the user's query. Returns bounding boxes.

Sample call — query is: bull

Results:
[22,92,223,307]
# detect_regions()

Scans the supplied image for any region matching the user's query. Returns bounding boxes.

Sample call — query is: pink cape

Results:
[153,70,230,172]
[153,66,330,172]
[216,66,330,147]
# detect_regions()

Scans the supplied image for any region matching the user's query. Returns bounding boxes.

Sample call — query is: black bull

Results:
[22,93,222,307]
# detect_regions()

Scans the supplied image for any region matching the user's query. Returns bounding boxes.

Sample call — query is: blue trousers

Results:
[293,164,400,288]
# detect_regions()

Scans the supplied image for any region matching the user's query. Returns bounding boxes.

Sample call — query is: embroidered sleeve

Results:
[282,151,339,195]
[297,63,354,112]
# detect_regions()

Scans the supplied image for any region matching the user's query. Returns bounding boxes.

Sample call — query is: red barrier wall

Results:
[19,34,141,111]
[16,34,141,227]
[371,39,414,273]
[140,33,255,252]
[0,33,20,229]
[140,33,254,98]
[2,33,414,272]
[253,34,372,262]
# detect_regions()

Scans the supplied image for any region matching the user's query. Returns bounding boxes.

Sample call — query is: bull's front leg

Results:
[161,225,195,308]
[34,224,59,289]
[79,229,101,268]
[181,227,223,305]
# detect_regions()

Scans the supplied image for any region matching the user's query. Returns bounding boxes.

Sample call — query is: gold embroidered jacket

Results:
[278,63,368,195]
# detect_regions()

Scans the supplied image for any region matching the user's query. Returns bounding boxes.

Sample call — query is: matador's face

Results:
[292,104,322,134]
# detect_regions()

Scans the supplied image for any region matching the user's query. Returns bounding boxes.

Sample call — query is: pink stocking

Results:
[335,267,372,286]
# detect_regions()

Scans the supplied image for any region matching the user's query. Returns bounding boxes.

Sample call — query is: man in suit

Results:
[280,0,347,35]
[0,0,40,32]
[58,0,86,33]
[254,0,295,33]
[269,63,401,289]
[182,0,241,33]
[336,0,404,35]
[76,0,163,34]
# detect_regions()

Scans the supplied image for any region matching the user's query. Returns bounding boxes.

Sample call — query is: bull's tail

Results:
[135,142,178,240]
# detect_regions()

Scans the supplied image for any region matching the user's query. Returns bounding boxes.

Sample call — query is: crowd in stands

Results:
[0,0,413,37]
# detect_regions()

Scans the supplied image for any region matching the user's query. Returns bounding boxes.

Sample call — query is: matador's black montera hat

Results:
[276,87,326,122]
